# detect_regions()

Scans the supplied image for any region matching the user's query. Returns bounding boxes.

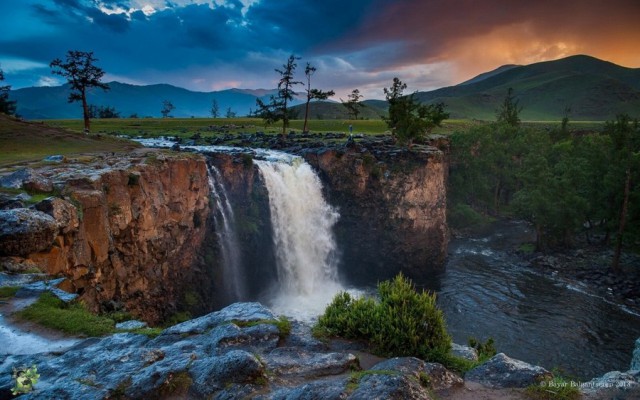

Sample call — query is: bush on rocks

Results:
[315,273,451,361]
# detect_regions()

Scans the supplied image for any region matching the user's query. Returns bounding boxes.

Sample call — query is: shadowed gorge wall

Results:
[303,144,448,284]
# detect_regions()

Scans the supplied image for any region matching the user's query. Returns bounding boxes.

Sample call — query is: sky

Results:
[1,0,639,100]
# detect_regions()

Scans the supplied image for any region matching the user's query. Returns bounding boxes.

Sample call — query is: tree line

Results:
[449,96,639,271]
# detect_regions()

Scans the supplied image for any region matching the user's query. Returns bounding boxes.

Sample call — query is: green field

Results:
[0,114,140,167]
[40,117,519,138]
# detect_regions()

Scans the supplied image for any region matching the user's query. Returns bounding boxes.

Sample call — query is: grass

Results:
[232,316,292,339]
[0,114,140,167]
[39,117,514,138]
[0,286,20,300]
[16,292,115,336]
[525,375,582,400]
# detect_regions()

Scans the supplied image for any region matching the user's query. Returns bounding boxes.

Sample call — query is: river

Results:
[424,219,640,380]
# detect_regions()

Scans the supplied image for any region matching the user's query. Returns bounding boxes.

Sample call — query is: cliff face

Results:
[13,151,211,323]
[304,144,448,283]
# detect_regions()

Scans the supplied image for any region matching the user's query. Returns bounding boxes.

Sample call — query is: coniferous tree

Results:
[302,63,334,132]
[496,87,522,127]
[0,68,17,116]
[50,51,109,132]
[341,89,363,120]
[160,100,175,118]
[256,54,303,138]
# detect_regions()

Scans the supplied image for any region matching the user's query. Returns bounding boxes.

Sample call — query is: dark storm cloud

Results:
[1,0,639,96]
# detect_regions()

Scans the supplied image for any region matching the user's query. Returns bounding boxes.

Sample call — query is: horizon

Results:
[2,1,640,100]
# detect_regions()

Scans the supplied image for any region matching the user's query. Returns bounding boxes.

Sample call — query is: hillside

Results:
[290,99,387,120]
[415,55,640,120]
[8,55,640,121]
[0,114,139,166]
[9,82,300,120]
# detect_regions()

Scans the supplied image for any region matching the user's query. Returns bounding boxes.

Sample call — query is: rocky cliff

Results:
[0,150,211,323]
[303,142,448,283]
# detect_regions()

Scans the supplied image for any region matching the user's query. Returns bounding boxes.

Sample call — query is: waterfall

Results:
[207,164,244,300]
[255,156,344,318]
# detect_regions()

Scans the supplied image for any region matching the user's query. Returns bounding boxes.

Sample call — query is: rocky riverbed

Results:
[1,276,639,399]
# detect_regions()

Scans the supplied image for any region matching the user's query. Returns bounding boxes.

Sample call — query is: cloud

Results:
[37,76,62,87]
[1,0,638,96]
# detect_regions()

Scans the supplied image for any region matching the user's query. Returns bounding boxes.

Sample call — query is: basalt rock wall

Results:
[303,143,448,284]
[1,151,211,324]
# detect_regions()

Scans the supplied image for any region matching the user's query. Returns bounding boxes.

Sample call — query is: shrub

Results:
[315,274,451,361]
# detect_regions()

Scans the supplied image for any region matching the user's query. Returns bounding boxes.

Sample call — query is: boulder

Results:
[370,357,463,391]
[0,168,53,193]
[349,371,433,400]
[264,347,358,378]
[465,353,552,388]
[0,256,40,273]
[34,198,79,234]
[0,208,58,256]
[581,370,640,398]
[451,342,479,361]
[631,337,640,371]
[115,320,148,330]
[161,302,276,335]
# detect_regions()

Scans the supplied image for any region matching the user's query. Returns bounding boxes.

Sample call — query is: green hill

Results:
[290,99,388,120]
[415,55,640,120]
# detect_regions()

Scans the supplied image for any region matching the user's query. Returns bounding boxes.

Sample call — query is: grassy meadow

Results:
[0,114,140,167]
[41,117,495,138]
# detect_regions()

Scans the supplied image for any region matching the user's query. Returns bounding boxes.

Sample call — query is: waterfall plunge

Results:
[207,164,244,301]
[255,156,344,319]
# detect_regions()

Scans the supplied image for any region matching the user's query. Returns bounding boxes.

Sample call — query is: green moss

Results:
[155,371,193,398]
[346,370,399,393]
[15,292,115,336]
[166,311,192,326]
[0,286,20,300]
[519,243,536,254]
[232,316,292,339]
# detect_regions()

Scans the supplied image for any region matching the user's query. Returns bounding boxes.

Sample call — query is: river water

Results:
[424,219,640,380]
[132,140,639,380]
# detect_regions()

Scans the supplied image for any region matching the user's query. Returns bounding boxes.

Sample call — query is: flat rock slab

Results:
[465,353,551,388]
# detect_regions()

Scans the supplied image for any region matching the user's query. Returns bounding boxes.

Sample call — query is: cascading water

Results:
[207,164,244,301]
[255,155,345,319]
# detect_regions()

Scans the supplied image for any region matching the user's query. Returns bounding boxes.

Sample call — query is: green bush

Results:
[315,274,451,361]
[447,203,491,229]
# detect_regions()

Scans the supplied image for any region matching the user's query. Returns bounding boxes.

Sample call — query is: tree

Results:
[341,89,363,120]
[50,51,109,132]
[604,114,640,272]
[0,67,17,115]
[97,105,120,118]
[225,107,236,118]
[383,77,449,147]
[255,54,303,137]
[211,99,219,118]
[302,63,335,133]
[161,100,175,118]
[496,87,522,127]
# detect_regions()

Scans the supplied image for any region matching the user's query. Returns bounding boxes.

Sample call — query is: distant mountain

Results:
[9,55,639,121]
[9,82,295,120]
[415,55,640,120]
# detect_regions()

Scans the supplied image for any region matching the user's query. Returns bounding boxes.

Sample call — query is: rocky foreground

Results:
[0,299,639,399]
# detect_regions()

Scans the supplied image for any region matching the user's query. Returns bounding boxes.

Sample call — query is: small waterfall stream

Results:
[255,156,345,318]
[207,164,244,301]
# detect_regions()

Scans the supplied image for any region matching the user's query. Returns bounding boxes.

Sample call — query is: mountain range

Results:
[9,55,640,121]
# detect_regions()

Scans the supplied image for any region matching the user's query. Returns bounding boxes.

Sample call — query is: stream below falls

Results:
[421,219,640,380]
